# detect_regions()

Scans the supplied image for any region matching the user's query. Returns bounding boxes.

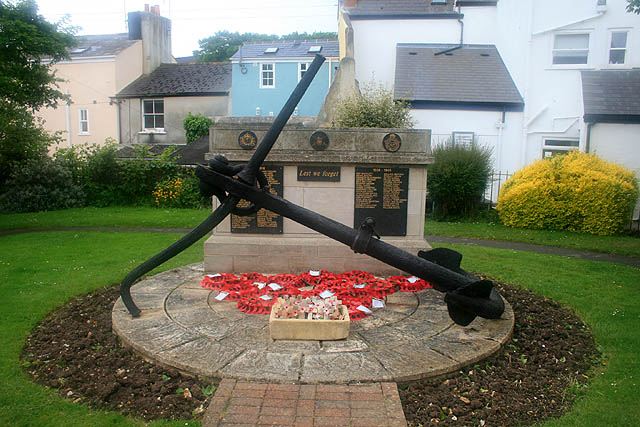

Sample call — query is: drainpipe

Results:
[435,6,464,56]
[110,97,122,144]
[65,89,71,148]
[496,110,506,171]
[585,122,594,153]
[457,5,464,45]
[520,0,534,169]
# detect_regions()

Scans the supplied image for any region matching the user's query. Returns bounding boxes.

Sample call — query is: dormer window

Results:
[71,47,90,54]
[308,45,322,53]
[264,47,279,54]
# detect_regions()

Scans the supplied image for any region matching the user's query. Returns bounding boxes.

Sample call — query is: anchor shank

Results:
[201,168,475,293]
[237,54,326,185]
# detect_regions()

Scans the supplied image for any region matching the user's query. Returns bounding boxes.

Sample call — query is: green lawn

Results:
[0,206,211,231]
[426,217,640,258]
[0,231,207,427]
[1,209,639,425]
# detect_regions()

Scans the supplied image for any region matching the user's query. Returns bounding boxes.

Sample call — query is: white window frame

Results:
[551,32,591,67]
[608,29,630,67]
[452,131,475,148]
[142,99,165,132]
[78,108,89,135]
[542,138,580,158]
[298,62,310,82]
[260,63,275,88]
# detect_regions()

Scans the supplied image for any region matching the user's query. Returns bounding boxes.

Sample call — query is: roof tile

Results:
[394,43,523,107]
[116,63,231,98]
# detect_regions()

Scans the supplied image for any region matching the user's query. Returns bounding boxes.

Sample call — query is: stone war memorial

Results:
[113,55,513,385]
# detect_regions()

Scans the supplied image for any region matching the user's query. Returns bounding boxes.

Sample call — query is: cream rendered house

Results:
[37,9,173,150]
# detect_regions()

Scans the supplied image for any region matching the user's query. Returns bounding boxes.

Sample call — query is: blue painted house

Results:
[230,40,339,117]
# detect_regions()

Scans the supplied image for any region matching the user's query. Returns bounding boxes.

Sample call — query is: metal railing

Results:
[483,170,512,206]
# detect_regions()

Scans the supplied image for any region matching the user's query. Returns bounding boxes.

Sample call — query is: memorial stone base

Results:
[204,118,433,275]
[204,235,430,276]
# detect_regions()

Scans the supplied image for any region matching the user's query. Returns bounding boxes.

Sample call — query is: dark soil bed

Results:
[21,285,218,421]
[21,281,599,425]
[399,282,600,426]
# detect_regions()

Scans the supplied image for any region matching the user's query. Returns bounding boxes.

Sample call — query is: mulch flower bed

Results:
[399,282,600,426]
[21,278,599,424]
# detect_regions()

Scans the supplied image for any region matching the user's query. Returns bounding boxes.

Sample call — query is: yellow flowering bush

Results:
[497,151,638,235]
[153,174,206,208]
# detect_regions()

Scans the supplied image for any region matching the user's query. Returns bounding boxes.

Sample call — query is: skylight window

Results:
[308,46,322,53]
[71,47,89,54]
[264,47,279,54]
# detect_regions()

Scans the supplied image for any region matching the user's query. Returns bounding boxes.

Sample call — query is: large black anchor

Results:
[120,54,504,326]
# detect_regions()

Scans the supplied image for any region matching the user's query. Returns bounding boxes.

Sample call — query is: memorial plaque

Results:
[238,130,258,150]
[354,166,408,236]
[309,131,329,151]
[297,166,341,182]
[382,133,402,152]
[231,165,283,234]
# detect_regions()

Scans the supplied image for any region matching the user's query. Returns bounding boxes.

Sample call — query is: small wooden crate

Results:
[269,303,350,340]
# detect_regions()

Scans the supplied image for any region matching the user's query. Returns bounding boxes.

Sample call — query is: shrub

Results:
[0,155,84,213]
[334,82,415,128]
[183,113,213,143]
[0,104,59,186]
[427,142,493,219]
[497,151,638,235]
[153,171,208,208]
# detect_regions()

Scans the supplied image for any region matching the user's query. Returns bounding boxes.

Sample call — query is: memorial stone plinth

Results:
[204,117,433,275]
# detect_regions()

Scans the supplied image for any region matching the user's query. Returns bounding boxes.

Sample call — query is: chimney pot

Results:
[151,5,160,15]
[343,0,357,7]
[144,4,149,12]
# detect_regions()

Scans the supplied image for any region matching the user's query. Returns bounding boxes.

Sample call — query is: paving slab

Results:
[112,263,514,383]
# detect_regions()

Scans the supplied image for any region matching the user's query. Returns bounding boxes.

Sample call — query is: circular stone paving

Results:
[112,263,514,384]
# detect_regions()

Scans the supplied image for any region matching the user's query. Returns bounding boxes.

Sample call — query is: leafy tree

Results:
[0,0,75,184]
[0,0,75,111]
[627,0,640,13]
[194,30,337,62]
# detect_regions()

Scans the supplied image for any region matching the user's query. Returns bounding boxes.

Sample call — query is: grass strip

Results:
[426,219,640,258]
[0,207,211,232]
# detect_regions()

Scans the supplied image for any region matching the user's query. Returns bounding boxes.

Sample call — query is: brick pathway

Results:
[202,379,407,426]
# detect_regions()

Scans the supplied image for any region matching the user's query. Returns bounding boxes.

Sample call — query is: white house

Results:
[339,0,640,199]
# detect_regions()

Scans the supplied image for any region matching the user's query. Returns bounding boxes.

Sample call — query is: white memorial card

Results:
[268,283,282,291]
[353,283,366,289]
[259,294,273,300]
[407,276,420,283]
[215,291,229,301]
[356,305,372,314]
[207,273,222,278]
[309,270,321,276]
[319,290,334,299]
[372,298,385,308]
[254,282,267,289]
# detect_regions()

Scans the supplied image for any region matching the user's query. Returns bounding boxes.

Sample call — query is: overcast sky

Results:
[36,0,339,57]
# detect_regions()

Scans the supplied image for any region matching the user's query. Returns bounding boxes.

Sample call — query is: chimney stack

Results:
[144,4,149,12]
[151,5,160,15]
[343,0,357,7]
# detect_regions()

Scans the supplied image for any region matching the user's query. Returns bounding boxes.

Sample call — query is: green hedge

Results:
[427,142,493,219]
[1,142,209,213]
